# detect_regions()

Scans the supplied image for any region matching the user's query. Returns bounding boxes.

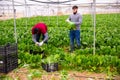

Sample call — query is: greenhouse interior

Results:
[0,0,120,80]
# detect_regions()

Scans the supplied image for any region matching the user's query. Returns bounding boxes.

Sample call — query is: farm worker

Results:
[32,22,48,46]
[66,5,82,52]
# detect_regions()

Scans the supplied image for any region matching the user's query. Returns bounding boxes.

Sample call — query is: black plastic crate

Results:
[0,43,18,73]
[41,63,58,72]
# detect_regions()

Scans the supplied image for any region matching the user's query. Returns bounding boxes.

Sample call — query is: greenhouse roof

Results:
[0,0,119,6]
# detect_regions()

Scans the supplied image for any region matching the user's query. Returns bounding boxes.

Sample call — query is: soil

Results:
[0,67,120,80]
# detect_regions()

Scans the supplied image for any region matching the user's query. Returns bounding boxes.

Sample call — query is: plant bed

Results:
[29,50,44,55]
[29,50,46,58]
[41,63,58,72]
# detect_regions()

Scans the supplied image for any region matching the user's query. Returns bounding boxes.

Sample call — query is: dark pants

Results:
[36,34,47,43]
[69,30,80,51]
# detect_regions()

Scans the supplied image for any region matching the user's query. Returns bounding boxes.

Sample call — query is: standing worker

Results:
[32,22,48,46]
[66,5,82,52]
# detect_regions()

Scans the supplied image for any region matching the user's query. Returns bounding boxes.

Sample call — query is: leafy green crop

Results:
[0,13,120,74]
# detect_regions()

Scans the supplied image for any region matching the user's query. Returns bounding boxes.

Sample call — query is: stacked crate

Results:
[0,43,18,73]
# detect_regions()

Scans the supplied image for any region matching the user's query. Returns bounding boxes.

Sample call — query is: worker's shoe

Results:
[69,45,74,53]
[76,45,81,49]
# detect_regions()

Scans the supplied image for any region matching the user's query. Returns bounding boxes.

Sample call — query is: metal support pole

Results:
[48,4,50,24]
[57,0,59,27]
[8,5,10,18]
[3,7,5,21]
[28,6,31,17]
[28,6,31,22]
[70,0,72,10]
[93,0,96,55]
[25,0,28,28]
[12,0,17,43]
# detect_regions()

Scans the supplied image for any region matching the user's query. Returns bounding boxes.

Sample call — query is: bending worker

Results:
[31,22,48,46]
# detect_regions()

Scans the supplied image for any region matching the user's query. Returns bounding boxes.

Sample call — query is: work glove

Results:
[35,42,39,46]
[38,41,44,46]
[66,19,70,23]
[66,19,74,25]
[69,21,74,25]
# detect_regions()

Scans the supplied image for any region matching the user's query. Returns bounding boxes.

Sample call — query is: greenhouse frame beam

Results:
[5,0,25,5]
[0,4,45,6]
[0,3,119,6]
[29,0,77,4]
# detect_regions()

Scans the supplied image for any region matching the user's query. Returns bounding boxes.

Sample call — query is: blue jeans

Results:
[69,30,80,50]
[36,34,40,42]
[36,34,47,43]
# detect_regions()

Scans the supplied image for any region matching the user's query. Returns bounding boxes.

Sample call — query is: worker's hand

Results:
[66,19,74,25]
[66,19,70,22]
[38,41,44,46]
[35,42,39,46]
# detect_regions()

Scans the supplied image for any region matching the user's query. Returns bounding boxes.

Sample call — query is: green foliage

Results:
[27,69,42,80]
[0,75,13,80]
[60,70,68,80]
[18,51,42,68]
[60,54,120,74]
[67,22,76,30]
[0,14,120,74]
[42,54,60,64]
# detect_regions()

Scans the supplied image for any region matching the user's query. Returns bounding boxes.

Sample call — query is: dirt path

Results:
[0,67,120,80]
